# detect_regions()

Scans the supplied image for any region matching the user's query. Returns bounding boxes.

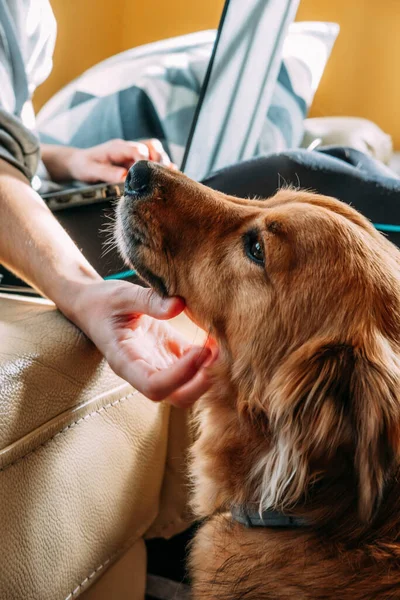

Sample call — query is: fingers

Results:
[146,345,213,401]
[105,140,149,168]
[145,139,179,170]
[85,162,128,183]
[145,139,172,167]
[127,142,150,163]
[87,140,176,179]
[111,345,213,402]
[133,287,185,319]
[167,361,214,408]
[108,283,185,319]
[88,281,219,405]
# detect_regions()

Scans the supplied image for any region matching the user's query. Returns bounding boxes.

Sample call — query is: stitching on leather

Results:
[63,537,141,600]
[64,556,113,600]
[64,556,112,600]
[62,510,186,600]
[0,391,138,473]
[0,390,184,599]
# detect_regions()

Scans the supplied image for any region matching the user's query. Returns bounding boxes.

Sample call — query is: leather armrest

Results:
[0,294,198,600]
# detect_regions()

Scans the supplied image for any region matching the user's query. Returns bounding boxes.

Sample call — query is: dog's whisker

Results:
[99,221,116,234]
[101,232,121,259]
[277,172,288,189]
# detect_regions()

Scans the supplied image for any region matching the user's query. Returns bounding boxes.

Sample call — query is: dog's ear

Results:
[257,338,400,521]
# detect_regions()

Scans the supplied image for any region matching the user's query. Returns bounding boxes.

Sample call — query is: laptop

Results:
[1,0,299,290]
[41,0,299,210]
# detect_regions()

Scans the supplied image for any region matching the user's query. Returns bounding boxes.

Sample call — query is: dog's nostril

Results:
[125,160,152,197]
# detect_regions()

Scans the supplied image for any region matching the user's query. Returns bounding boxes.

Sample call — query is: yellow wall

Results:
[33,0,224,110]
[296,0,400,148]
[34,0,400,148]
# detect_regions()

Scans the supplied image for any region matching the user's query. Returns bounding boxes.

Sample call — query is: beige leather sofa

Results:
[0,293,197,600]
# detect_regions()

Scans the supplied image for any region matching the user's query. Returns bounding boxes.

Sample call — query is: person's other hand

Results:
[41,139,175,183]
[69,280,218,408]
[67,139,175,183]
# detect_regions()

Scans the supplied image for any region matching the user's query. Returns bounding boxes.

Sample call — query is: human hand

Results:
[68,279,217,408]
[41,139,175,184]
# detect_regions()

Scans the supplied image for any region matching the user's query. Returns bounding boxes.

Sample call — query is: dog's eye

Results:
[250,241,263,262]
[244,231,265,266]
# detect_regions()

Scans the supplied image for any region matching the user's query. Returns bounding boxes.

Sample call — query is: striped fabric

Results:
[37,22,339,172]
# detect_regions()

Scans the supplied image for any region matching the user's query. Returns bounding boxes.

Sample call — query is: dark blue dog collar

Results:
[231,505,308,528]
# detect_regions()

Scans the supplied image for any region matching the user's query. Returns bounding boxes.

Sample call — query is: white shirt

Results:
[0,0,56,178]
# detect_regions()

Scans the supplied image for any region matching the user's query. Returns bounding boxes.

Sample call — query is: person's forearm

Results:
[0,159,217,404]
[0,158,101,318]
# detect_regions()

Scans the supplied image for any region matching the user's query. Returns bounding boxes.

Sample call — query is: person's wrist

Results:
[40,144,79,181]
[52,267,103,332]
[62,147,85,181]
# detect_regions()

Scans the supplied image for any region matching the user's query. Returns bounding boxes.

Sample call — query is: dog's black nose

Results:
[125,160,152,197]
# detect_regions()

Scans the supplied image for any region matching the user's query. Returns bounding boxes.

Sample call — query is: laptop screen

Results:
[181,0,300,182]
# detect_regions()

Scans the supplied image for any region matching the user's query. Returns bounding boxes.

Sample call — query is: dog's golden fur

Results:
[117,164,400,599]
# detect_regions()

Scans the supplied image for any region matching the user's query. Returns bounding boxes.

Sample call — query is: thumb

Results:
[137,288,186,319]
[87,162,128,183]
[112,284,185,319]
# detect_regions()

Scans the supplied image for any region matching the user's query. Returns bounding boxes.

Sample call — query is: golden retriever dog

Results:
[116,160,400,599]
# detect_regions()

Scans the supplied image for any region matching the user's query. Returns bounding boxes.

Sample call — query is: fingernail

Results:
[162,296,185,313]
[160,296,174,309]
